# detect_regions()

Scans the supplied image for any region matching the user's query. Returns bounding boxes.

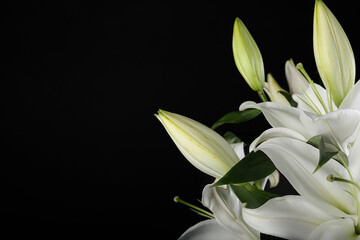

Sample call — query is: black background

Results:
[3,1,360,238]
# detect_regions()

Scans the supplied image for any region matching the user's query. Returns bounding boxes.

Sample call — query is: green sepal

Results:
[211,109,261,130]
[213,150,276,186]
[279,90,298,107]
[307,135,348,173]
[230,183,280,209]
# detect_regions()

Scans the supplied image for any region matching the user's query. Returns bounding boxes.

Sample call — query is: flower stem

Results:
[257,90,268,102]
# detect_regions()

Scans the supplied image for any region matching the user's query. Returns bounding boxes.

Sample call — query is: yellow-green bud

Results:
[233,18,265,92]
[265,73,290,105]
[313,0,355,106]
[156,110,240,179]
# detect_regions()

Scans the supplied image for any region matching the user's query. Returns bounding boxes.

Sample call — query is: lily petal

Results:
[293,83,337,115]
[249,127,307,152]
[340,80,360,111]
[231,142,245,160]
[178,219,239,240]
[242,195,333,240]
[202,184,259,240]
[348,133,360,182]
[256,137,354,215]
[308,218,359,240]
[240,101,360,154]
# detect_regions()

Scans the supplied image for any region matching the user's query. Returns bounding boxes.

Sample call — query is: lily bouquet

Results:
[156,1,360,239]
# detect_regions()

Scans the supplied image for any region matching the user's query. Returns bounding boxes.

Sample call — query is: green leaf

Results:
[213,150,276,186]
[307,135,322,148]
[211,109,261,130]
[279,90,298,107]
[332,151,349,168]
[231,183,280,209]
[223,131,242,144]
[260,233,287,240]
[307,136,338,173]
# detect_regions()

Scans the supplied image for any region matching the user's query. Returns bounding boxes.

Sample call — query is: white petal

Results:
[202,184,259,240]
[267,170,280,188]
[240,101,360,155]
[293,83,337,115]
[340,80,360,111]
[231,142,245,160]
[240,101,314,139]
[348,133,360,182]
[308,218,358,240]
[249,127,307,152]
[285,60,309,94]
[257,137,354,215]
[178,219,239,240]
[314,109,360,155]
[242,195,333,240]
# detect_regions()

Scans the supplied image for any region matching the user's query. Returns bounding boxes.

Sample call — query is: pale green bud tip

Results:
[232,17,264,92]
[173,196,180,203]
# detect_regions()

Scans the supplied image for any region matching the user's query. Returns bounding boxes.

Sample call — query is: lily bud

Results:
[156,110,240,179]
[313,0,355,106]
[265,73,289,105]
[233,18,265,92]
[285,59,309,94]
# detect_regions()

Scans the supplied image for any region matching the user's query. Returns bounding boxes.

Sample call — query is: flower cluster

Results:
[156,1,360,239]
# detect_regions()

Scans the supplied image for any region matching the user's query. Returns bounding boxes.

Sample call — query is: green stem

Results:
[257,90,268,102]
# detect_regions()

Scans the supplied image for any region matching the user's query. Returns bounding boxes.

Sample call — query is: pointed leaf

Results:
[307,135,338,173]
[211,109,261,129]
[307,135,322,148]
[332,151,349,168]
[231,183,280,209]
[214,150,276,186]
[279,90,298,107]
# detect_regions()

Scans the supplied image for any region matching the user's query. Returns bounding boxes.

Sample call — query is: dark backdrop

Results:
[3,1,360,238]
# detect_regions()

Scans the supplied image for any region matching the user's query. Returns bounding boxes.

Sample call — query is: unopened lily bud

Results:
[156,110,240,179]
[285,59,309,94]
[313,0,355,106]
[233,18,265,92]
[265,73,289,105]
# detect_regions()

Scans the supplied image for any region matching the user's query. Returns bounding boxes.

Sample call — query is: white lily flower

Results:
[156,109,240,179]
[313,0,355,106]
[240,81,360,155]
[242,136,360,240]
[179,184,260,240]
[233,18,264,92]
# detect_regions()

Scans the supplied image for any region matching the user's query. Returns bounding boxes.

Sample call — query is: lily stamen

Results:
[327,174,360,191]
[174,196,214,219]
